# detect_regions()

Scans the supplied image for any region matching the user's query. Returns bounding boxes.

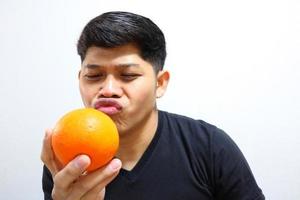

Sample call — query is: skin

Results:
[41,44,170,199]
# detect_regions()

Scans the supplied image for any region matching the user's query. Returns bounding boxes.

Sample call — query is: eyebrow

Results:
[84,63,140,69]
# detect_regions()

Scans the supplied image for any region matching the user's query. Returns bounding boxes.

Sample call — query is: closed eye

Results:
[84,74,104,81]
[120,73,141,81]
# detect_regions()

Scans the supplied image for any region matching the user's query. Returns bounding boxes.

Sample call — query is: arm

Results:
[40,129,122,200]
[212,129,265,200]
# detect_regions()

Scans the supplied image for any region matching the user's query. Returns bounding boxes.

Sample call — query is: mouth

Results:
[93,99,122,115]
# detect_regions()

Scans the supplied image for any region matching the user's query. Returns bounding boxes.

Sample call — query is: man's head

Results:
[77,12,170,135]
[77,11,166,73]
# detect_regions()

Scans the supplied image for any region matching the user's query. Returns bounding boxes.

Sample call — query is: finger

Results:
[80,158,122,190]
[40,128,52,163]
[54,155,91,190]
[40,128,58,175]
[69,158,122,199]
[52,155,91,200]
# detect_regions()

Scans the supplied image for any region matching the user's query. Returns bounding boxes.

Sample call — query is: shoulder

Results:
[158,110,249,171]
[158,110,240,163]
[159,111,265,199]
[159,110,215,130]
[162,111,245,159]
[159,110,229,144]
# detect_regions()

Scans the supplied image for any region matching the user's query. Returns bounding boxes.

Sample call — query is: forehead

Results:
[83,45,143,65]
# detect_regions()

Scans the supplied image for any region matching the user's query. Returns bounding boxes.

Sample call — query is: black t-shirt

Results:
[42,110,265,200]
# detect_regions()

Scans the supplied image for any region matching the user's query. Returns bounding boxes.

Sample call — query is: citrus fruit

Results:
[52,108,119,172]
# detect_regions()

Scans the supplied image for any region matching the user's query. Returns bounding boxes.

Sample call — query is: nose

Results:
[98,75,122,98]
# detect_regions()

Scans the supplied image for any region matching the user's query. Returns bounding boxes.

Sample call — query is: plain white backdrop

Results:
[0,0,299,199]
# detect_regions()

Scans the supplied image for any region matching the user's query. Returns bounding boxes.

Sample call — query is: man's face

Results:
[79,44,168,135]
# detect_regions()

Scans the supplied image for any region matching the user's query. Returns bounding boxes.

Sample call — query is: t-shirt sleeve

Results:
[42,165,54,200]
[212,128,265,200]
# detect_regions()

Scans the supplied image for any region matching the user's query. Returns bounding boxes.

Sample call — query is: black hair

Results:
[77,11,166,73]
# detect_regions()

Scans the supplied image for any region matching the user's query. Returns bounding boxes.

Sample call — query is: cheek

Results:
[79,84,96,106]
[130,83,156,106]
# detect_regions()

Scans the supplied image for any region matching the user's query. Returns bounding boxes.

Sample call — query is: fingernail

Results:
[109,159,122,172]
[73,155,90,169]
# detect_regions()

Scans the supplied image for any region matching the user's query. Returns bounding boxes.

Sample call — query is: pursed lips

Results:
[94,99,122,115]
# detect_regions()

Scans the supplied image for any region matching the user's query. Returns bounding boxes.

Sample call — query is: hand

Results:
[41,129,122,200]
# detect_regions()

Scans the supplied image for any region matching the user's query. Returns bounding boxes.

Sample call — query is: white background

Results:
[0,0,299,199]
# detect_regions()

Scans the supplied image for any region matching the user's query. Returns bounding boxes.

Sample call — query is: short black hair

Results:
[77,11,166,73]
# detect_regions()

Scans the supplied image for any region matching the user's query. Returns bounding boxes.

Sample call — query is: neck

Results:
[116,109,158,171]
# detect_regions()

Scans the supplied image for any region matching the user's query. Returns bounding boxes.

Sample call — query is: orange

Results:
[52,108,119,172]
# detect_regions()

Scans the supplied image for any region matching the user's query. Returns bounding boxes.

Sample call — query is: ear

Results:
[156,70,170,98]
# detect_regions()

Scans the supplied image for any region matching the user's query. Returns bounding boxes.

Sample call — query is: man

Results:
[41,11,265,200]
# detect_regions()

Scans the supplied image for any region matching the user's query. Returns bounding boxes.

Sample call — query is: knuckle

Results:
[40,153,45,162]
[53,175,63,189]
[52,178,70,199]
[65,165,80,178]
[53,173,68,190]
[40,152,48,163]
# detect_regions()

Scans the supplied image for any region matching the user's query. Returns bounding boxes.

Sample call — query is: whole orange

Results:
[52,108,119,172]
